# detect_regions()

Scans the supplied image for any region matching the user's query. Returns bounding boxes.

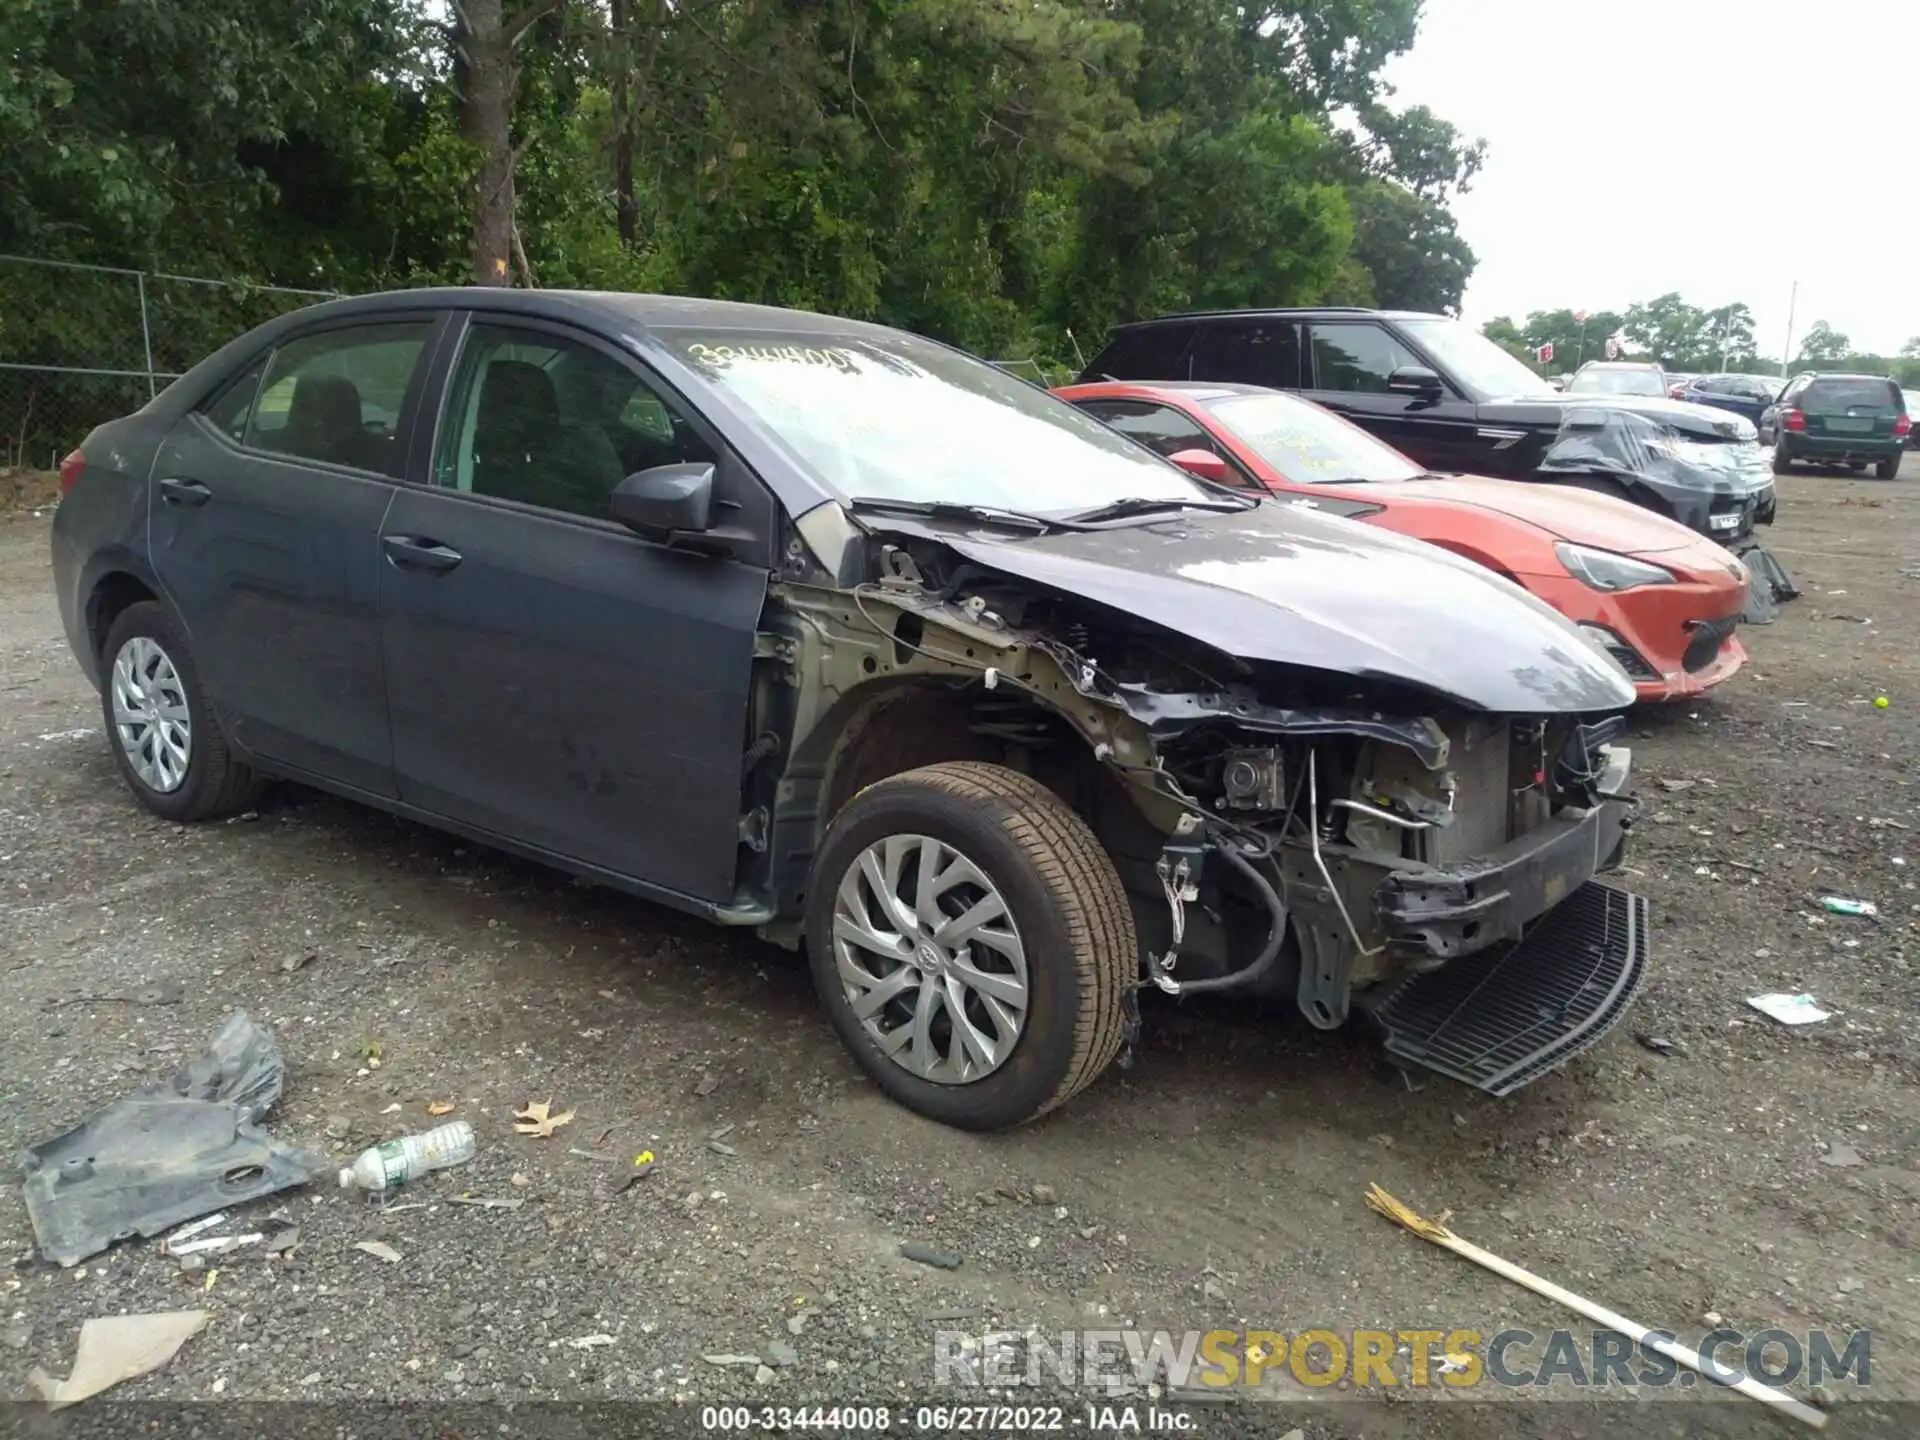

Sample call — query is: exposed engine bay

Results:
[753,507,1641,1081]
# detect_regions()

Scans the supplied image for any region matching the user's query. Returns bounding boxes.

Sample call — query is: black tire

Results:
[805,761,1135,1130]
[1772,442,1793,475]
[1875,455,1901,480]
[99,601,262,822]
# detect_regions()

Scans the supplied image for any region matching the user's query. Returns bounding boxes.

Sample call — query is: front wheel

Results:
[99,601,261,822]
[805,761,1135,1130]
[1876,455,1901,479]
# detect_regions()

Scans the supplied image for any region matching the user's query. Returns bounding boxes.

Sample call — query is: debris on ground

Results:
[445,1195,524,1211]
[40,980,185,1010]
[1818,896,1878,917]
[339,1121,476,1193]
[1818,1140,1865,1169]
[564,1333,615,1350]
[166,1232,263,1258]
[512,1100,575,1138]
[20,1011,328,1268]
[353,1240,403,1264]
[280,951,315,975]
[612,1151,657,1195]
[567,1148,616,1163]
[1633,1033,1678,1056]
[899,1241,962,1270]
[1746,993,1833,1026]
[427,1100,454,1117]
[693,1072,721,1097]
[26,1311,210,1409]
[1364,1185,1827,1430]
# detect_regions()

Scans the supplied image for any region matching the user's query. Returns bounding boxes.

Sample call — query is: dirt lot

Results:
[2,462,1917,1437]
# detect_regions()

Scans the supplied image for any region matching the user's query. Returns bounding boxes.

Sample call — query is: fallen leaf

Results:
[354,1240,403,1264]
[514,1099,576,1138]
[427,1100,454,1117]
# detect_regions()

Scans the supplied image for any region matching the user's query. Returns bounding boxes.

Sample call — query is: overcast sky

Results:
[1382,0,1918,360]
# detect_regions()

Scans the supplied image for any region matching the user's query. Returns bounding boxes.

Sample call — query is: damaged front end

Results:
[1538,404,1800,622]
[767,501,1652,1095]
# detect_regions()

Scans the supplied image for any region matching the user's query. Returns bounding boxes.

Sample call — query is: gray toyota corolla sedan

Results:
[51,289,1648,1129]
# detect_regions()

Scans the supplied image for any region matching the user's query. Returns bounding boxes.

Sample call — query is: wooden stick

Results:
[1365,1185,1828,1430]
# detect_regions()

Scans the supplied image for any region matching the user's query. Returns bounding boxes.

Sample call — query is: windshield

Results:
[1568,367,1667,397]
[1399,317,1557,400]
[1203,392,1421,484]
[656,328,1212,514]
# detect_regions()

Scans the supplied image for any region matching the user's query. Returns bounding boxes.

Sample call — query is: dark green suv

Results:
[1759,373,1910,478]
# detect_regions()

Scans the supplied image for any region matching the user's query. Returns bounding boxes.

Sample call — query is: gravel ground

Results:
[2,461,1918,1438]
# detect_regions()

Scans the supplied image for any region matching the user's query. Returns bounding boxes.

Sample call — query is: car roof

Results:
[1801,371,1897,382]
[258,286,909,342]
[1105,307,1445,331]
[1578,361,1660,370]
[1058,380,1274,402]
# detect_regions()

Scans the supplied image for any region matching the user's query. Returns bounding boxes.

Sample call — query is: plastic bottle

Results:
[338,1121,475,1192]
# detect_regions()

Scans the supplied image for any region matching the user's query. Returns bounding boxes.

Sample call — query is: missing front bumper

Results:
[1368,881,1649,1095]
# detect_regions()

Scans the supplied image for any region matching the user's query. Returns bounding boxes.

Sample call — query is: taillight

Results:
[58,449,86,495]
[1895,414,1912,437]
[1783,410,1806,432]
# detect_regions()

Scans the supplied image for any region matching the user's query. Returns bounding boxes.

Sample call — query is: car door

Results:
[1299,321,1484,473]
[148,315,442,795]
[377,314,770,904]
[1759,374,1807,443]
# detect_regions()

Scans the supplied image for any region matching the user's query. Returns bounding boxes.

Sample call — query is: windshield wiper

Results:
[1060,493,1255,525]
[846,496,1056,533]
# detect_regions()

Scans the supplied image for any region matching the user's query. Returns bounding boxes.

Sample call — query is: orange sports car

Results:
[1055,381,1749,703]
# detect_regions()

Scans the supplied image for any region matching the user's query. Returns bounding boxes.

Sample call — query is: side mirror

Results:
[1166,448,1232,484]
[610,462,714,536]
[1546,375,1567,392]
[1386,365,1444,397]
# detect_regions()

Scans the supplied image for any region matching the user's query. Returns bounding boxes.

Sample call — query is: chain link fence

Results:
[0,256,339,488]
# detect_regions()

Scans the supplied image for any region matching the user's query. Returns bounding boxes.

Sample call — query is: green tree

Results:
[1344,180,1473,313]
[1797,320,1851,365]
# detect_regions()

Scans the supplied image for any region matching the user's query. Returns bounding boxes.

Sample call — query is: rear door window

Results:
[1304,323,1421,393]
[1085,326,1195,380]
[1075,400,1218,459]
[1801,377,1901,411]
[245,323,432,478]
[1191,322,1302,389]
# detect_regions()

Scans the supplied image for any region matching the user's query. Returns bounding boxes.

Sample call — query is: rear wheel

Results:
[805,761,1135,1130]
[1771,441,1794,475]
[1876,454,1901,479]
[100,601,261,822]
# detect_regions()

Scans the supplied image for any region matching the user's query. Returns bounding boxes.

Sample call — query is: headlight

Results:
[1555,542,1677,591]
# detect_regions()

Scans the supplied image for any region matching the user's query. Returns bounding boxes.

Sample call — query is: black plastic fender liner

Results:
[19,1012,329,1268]
[1729,538,1800,625]
[1366,881,1649,1096]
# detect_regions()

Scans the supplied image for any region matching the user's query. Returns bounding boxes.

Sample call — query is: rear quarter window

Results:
[1083,327,1194,381]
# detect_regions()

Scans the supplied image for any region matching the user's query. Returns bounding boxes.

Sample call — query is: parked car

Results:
[1677,372,1783,428]
[1758,373,1910,478]
[1076,307,1795,617]
[51,289,1648,1123]
[1905,389,1920,449]
[1056,380,1750,703]
[1567,362,1669,398]
[1078,310,1777,541]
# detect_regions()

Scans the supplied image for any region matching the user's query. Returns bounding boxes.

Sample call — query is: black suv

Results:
[1078,307,1781,546]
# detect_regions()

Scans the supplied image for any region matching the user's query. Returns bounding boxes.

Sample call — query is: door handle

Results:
[382,534,464,573]
[158,477,212,507]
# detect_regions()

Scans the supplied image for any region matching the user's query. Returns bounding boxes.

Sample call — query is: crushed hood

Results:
[1350,474,1717,556]
[871,502,1637,715]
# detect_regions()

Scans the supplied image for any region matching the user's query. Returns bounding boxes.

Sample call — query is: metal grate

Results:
[1369,882,1649,1095]
[1682,616,1738,673]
